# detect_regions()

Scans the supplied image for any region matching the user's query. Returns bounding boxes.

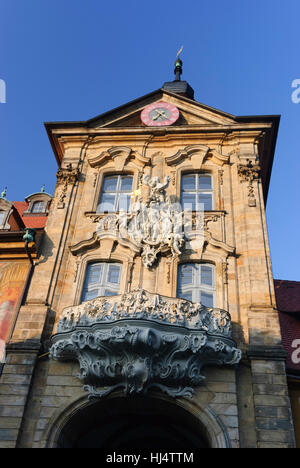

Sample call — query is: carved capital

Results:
[237,160,260,184]
[56,165,80,185]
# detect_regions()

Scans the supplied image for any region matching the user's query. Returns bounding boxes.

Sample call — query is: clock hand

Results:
[152,111,160,120]
[157,110,168,119]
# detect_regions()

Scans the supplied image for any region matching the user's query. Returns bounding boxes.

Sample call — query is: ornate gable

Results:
[88,89,237,129]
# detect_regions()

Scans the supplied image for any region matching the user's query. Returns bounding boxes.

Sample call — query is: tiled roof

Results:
[13,201,48,229]
[274,280,300,313]
[275,279,300,374]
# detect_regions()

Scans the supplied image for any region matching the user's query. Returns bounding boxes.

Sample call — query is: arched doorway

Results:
[54,395,211,449]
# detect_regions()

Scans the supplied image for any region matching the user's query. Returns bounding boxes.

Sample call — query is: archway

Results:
[51,395,212,449]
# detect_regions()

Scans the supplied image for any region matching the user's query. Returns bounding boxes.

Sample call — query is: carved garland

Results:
[56,165,80,209]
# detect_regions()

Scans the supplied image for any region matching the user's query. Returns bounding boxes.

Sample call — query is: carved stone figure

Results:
[96,175,185,268]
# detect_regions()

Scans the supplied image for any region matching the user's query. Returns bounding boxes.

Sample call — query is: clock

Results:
[140,101,179,126]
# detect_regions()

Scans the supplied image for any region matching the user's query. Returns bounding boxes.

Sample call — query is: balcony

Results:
[50,289,241,399]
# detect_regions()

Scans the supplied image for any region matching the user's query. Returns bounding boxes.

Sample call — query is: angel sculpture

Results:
[143,174,170,203]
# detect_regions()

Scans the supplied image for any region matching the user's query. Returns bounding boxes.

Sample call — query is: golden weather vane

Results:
[174,46,183,80]
[176,46,183,57]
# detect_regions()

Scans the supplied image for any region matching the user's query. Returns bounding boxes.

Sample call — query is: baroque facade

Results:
[0,68,297,448]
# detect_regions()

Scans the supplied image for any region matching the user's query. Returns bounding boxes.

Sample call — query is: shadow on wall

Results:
[37,232,54,265]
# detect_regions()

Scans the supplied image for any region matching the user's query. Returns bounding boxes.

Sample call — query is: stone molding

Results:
[165,145,229,167]
[247,345,288,361]
[88,146,151,171]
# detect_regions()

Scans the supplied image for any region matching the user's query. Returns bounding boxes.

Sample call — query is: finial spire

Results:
[174,46,183,81]
[41,184,45,193]
[162,46,194,99]
[0,187,7,199]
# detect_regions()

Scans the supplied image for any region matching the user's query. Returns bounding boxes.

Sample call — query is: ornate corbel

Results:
[50,288,242,399]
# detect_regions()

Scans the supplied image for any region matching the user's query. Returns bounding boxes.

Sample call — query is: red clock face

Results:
[140,101,179,126]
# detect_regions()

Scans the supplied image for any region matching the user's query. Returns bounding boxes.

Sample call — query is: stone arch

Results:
[43,392,232,449]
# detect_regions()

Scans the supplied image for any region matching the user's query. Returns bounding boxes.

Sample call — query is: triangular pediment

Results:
[87,89,237,129]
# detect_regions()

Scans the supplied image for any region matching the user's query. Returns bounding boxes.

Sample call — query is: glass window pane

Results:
[198,194,212,211]
[178,291,193,302]
[201,265,213,286]
[82,289,99,302]
[182,193,196,211]
[86,264,103,284]
[102,176,118,192]
[104,289,118,297]
[0,212,5,224]
[120,176,133,192]
[182,175,196,191]
[201,292,214,308]
[98,194,116,212]
[107,265,121,284]
[81,262,122,303]
[179,264,194,286]
[198,175,212,190]
[32,201,45,213]
[118,194,131,212]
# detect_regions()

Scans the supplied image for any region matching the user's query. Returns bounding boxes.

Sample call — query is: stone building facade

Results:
[0,72,296,448]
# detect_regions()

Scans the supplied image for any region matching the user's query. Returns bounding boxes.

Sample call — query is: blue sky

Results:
[0,0,299,280]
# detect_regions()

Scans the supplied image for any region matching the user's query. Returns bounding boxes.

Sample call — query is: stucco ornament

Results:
[96,175,186,268]
[50,289,242,399]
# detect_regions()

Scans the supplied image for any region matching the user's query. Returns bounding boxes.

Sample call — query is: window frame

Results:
[97,174,134,213]
[177,262,216,307]
[0,211,6,226]
[0,199,13,230]
[31,201,46,213]
[180,172,214,211]
[81,261,122,303]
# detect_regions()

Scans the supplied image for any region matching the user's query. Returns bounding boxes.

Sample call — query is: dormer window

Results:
[23,191,52,216]
[31,201,45,213]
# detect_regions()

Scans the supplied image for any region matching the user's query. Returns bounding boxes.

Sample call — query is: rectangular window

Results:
[97,175,133,213]
[181,174,213,211]
[177,263,216,307]
[81,262,122,302]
